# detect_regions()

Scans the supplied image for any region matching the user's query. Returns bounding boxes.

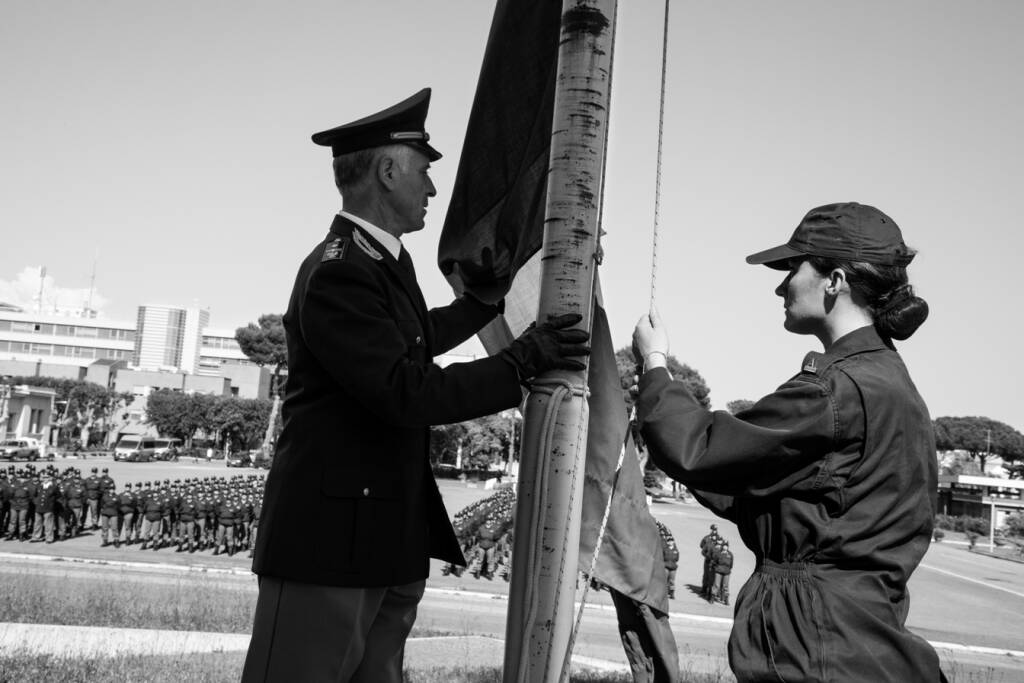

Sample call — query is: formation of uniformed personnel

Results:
[114,475,265,555]
[633,202,947,681]
[445,486,515,581]
[243,89,589,682]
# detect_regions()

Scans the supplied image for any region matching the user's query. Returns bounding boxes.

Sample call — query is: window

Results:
[35,323,54,334]
[30,343,53,355]
[12,322,34,333]
[29,409,43,433]
[75,326,98,338]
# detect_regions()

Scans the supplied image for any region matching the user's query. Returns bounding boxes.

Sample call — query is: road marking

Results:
[918,562,1024,600]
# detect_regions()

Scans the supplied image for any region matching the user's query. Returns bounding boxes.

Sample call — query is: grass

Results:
[0,654,713,683]
[0,569,257,633]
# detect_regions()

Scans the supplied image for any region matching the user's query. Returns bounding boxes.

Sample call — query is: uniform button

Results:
[363,488,370,496]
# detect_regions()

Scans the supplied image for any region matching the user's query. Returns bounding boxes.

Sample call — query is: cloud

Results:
[0,266,109,314]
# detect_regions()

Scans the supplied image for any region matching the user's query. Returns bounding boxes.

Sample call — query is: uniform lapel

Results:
[328,215,432,344]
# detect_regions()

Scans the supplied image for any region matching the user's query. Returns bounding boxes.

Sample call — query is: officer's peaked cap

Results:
[311,88,441,162]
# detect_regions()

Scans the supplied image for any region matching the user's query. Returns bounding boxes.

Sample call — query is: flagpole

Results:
[502,2,617,681]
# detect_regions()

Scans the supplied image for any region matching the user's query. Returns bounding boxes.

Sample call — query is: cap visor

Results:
[745,244,804,270]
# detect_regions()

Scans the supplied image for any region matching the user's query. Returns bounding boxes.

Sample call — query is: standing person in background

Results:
[243,88,589,683]
[99,482,119,547]
[633,203,946,682]
[713,540,733,605]
[698,524,718,601]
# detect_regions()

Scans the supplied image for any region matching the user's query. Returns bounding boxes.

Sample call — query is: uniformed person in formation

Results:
[633,203,945,681]
[242,89,589,683]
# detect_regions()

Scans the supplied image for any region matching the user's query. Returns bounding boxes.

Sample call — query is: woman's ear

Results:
[825,268,848,296]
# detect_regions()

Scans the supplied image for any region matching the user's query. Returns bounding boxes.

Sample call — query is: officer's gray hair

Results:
[332,144,416,197]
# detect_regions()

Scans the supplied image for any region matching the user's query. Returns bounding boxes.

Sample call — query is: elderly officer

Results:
[243,89,589,683]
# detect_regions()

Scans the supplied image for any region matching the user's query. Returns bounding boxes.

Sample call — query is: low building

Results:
[937,474,1024,538]
[1,383,57,444]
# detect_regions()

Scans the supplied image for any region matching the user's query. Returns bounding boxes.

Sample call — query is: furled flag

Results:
[438,1,679,678]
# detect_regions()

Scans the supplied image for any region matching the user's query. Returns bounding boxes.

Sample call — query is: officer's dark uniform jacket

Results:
[637,326,941,682]
[253,215,522,588]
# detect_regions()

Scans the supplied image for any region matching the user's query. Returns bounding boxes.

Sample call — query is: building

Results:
[1,383,57,443]
[0,305,268,399]
[134,304,210,373]
[937,474,1024,527]
[0,308,135,369]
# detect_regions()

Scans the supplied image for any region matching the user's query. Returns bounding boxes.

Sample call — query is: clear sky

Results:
[2,1,1022,430]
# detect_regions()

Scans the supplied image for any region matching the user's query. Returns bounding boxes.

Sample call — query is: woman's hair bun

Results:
[875,284,928,340]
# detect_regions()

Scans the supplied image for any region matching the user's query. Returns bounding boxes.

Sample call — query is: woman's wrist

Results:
[644,350,668,371]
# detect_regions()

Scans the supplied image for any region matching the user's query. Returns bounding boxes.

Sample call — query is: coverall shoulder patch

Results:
[801,352,823,375]
[352,230,384,261]
[321,237,350,263]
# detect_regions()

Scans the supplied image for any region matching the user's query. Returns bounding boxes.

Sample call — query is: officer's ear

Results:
[376,154,398,191]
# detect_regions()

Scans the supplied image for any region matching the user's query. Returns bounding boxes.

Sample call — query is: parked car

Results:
[0,439,40,461]
[225,452,249,468]
[113,436,158,462]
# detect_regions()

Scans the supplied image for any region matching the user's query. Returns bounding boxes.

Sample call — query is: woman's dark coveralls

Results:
[637,326,943,682]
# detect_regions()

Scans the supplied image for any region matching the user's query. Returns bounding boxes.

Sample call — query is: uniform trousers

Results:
[241,576,425,683]
[119,512,134,542]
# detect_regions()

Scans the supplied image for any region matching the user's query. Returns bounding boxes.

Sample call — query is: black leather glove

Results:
[500,313,590,379]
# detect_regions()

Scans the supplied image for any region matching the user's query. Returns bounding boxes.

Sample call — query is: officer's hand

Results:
[501,313,590,379]
[632,307,669,370]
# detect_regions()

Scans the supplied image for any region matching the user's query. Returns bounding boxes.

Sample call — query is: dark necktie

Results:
[398,247,416,279]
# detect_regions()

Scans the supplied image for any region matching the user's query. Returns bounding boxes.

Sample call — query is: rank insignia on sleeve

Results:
[321,238,349,262]
[352,229,384,260]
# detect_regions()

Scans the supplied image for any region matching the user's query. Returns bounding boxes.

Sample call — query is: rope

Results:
[517,378,588,683]
[563,0,671,674]
[647,0,671,317]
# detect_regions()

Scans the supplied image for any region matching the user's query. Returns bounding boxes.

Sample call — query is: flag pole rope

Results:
[565,0,671,670]
[650,0,670,316]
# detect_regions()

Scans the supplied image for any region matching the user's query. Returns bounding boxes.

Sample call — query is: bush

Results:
[1004,512,1024,538]
[934,514,989,535]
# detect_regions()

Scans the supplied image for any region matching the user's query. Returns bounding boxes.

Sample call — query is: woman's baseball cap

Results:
[746,202,915,270]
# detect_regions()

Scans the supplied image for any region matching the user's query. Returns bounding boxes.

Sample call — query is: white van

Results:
[114,436,158,462]
[153,438,182,460]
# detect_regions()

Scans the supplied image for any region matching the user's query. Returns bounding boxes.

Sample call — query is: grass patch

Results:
[0,652,246,682]
[0,569,257,633]
[0,654,704,682]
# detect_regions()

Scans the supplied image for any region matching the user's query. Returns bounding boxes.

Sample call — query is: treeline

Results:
[144,390,272,452]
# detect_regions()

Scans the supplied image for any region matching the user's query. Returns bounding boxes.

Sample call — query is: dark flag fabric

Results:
[438,4,676,666]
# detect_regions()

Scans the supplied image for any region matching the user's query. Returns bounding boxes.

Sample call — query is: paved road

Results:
[5,464,1023,679]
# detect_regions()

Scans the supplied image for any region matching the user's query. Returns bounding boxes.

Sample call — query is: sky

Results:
[2,1,1022,430]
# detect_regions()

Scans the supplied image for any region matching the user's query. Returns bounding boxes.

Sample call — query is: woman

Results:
[633,202,944,682]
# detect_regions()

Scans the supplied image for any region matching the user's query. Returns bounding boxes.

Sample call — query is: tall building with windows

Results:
[0,307,135,368]
[133,304,209,373]
[0,303,268,399]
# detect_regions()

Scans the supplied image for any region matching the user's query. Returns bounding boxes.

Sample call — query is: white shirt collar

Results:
[338,211,402,261]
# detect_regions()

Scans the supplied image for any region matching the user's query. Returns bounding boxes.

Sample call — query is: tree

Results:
[6,375,132,447]
[727,399,756,415]
[144,390,216,447]
[210,396,272,454]
[933,416,1024,475]
[236,314,288,456]
[614,347,712,486]
[614,347,711,411]
[430,423,466,466]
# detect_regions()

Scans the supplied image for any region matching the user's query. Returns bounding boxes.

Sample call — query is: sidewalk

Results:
[0,623,629,674]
